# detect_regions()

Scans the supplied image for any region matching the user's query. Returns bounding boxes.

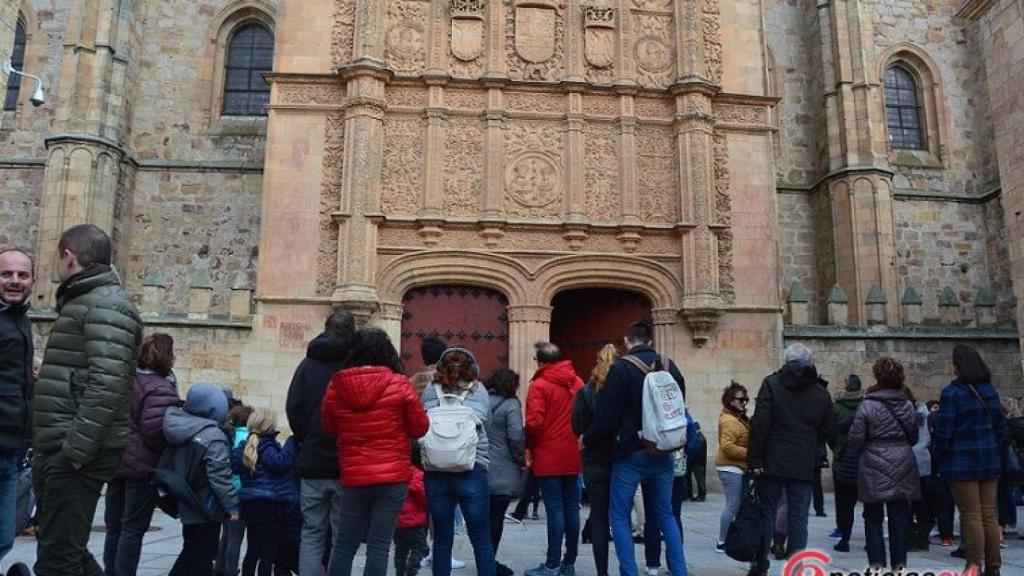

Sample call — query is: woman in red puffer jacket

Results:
[321,328,430,576]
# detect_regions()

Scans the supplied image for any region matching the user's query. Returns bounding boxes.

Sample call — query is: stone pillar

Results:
[141,269,166,318]
[786,281,810,326]
[676,90,724,345]
[565,92,585,222]
[507,305,551,393]
[230,271,253,321]
[618,96,639,224]
[188,267,214,320]
[652,308,679,358]
[481,88,505,223]
[939,287,961,326]
[865,284,887,326]
[901,287,923,326]
[974,288,997,328]
[419,85,447,221]
[826,285,849,326]
[333,69,388,323]
[374,302,406,346]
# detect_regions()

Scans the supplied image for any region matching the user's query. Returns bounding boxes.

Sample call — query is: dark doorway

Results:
[549,288,653,379]
[400,285,510,381]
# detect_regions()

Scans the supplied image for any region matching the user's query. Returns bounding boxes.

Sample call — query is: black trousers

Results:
[170,523,221,576]
[927,475,955,539]
[686,465,706,499]
[833,476,858,544]
[512,472,541,519]
[242,499,285,576]
[33,449,122,576]
[582,464,611,576]
[489,495,513,554]
[393,525,428,576]
[812,468,825,514]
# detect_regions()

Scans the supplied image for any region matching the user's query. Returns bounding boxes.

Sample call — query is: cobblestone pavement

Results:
[7,493,1024,575]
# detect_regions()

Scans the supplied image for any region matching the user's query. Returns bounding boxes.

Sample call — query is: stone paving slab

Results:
[8,493,1024,575]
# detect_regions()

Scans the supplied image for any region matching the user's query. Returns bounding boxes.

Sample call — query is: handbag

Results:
[724,479,764,562]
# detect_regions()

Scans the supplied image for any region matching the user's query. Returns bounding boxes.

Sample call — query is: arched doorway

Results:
[549,288,653,379]
[400,285,510,381]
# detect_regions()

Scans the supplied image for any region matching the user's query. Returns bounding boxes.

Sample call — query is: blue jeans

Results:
[642,476,685,569]
[425,466,495,576]
[609,452,687,576]
[752,476,812,572]
[103,478,159,576]
[538,475,581,569]
[0,453,17,564]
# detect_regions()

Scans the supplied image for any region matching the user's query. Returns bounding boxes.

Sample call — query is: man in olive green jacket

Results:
[33,224,143,576]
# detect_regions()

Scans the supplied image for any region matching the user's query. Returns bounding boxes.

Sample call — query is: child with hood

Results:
[161,382,239,576]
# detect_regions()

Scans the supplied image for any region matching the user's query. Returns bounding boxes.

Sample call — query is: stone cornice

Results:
[29,309,252,330]
[785,325,1019,341]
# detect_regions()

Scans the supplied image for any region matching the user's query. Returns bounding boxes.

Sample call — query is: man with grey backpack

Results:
[583,322,688,576]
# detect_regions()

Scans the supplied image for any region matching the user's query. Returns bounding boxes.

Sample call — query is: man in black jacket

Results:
[0,249,34,567]
[584,322,687,576]
[286,309,355,576]
[747,343,834,576]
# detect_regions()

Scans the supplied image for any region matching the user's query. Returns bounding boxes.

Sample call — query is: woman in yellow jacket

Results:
[715,382,751,552]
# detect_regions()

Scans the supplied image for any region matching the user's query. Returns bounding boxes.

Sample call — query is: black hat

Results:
[845,374,862,392]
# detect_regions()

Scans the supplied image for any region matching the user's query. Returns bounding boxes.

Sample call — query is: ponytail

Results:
[243,433,260,472]
[242,407,276,472]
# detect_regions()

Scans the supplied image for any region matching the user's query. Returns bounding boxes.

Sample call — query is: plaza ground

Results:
[8,492,1024,576]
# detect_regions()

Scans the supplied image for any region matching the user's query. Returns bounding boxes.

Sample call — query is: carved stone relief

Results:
[381,116,425,215]
[386,1,430,74]
[332,0,357,67]
[702,0,723,83]
[584,124,621,222]
[583,6,616,85]
[631,0,672,9]
[503,122,564,219]
[584,94,620,118]
[637,125,679,223]
[506,1,564,80]
[450,0,487,78]
[387,85,429,109]
[714,132,735,301]
[319,114,345,295]
[444,118,486,217]
[276,83,347,106]
[633,13,675,88]
[445,88,487,110]
[506,91,563,114]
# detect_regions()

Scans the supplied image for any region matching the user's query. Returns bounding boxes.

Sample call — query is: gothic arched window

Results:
[884,65,924,150]
[222,24,273,116]
[4,21,27,110]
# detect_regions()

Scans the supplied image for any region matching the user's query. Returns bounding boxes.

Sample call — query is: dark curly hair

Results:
[436,350,477,393]
[138,333,175,377]
[485,369,520,398]
[872,357,905,390]
[345,328,404,373]
[721,381,748,411]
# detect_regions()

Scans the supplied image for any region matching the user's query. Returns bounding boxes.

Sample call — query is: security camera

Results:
[29,84,44,107]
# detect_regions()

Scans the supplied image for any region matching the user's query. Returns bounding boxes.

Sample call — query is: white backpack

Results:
[622,354,688,452]
[421,384,480,472]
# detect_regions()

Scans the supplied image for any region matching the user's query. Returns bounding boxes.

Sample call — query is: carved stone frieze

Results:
[633,14,675,88]
[381,116,425,215]
[714,132,735,302]
[635,97,675,120]
[713,102,767,126]
[445,88,487,110]
[276,82,347,106]
[631,0,672,9]
[387,86,428,109]
[332,0,357,67]
[584,94,620,117]
[444,118,486,217]
[505,1,564,80]
[319,114,345,295]
[584,124,621,222]
[505,91,563,114]
[702,0,723,83]
[503,122,564,219]
[385,1,429,73]
[637,125,679,223]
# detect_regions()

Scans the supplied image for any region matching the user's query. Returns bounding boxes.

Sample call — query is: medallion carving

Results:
[634,14,675,88]
[637,125,678,223]
[451,0,486,62]
[444,118,486,217]
[503,123,564,219]
[584,124,620,222]
[385,1,429,74]
[583,7,615,69]
[381,116,425,215]
[319,114,345,295]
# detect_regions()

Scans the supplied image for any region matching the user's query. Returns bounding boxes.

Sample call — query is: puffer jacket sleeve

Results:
[506,398,526,466]
[321,384,339,439]
[140,379,180,453]
[403,379,430,439]
[258,435,295,475]
[719,414,748,462]
[847,403,868,453]
[525,380,547,451]
[747,376,774,470]
[63,299,143,465]
[205,436,239,515]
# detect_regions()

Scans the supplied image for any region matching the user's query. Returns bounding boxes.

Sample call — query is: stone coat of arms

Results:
[583,7,615,69]
[514,2,558,64]
[451,0,485,62]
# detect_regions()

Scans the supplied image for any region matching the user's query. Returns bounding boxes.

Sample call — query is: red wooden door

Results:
[400,285,510,381]
[549,289,653,380]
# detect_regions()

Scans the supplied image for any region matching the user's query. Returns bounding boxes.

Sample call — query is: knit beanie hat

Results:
[845,374,862,392]
[184,382,229,424]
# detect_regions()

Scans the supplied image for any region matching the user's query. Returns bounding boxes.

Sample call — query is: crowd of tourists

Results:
[0,225,1019,576]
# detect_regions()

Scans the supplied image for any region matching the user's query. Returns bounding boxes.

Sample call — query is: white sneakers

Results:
[420,553,467,570]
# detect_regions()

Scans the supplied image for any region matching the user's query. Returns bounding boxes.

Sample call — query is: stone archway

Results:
[550,288,653,378]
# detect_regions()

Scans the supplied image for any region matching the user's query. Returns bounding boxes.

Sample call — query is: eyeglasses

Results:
[734,397,749,404]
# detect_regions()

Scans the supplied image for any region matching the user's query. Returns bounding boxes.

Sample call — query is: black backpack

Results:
[152,437,226,523]
[724,480,764,562]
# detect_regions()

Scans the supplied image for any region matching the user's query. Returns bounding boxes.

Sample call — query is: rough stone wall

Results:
[984,198,1016,326]
[777,191,818,319]
[0,0,16,102]
[870,0,999,196]
[0,166,42,250]
[893,198,1013,325]
[786,335,1024,401]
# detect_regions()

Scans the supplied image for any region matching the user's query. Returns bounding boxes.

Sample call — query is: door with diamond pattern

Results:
[400,285,510,381]
[550,288,653,379]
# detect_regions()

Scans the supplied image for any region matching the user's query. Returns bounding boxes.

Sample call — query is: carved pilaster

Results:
[482,88,505,219]
[485,0,506,77]
[353,0,387,64]
[652,308,679,356]
[566,92,585,222]
[374,302,406,344]
[619,96,639,224]
[565,0,584,81]
[421,86,447,218]
[507,305,552,389]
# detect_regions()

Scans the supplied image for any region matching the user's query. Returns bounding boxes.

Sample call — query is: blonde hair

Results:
[242,408,277,472]
[591,344,620,391]
[1002,397,1021,418]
